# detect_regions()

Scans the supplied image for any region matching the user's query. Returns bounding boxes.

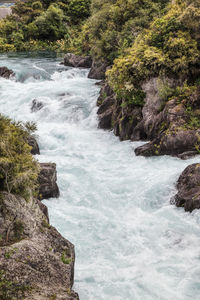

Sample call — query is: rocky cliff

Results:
[0,192,78,300]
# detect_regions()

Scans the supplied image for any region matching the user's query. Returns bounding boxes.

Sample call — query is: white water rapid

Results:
[1,53,200,300]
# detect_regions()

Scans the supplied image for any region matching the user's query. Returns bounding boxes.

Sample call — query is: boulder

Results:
[64,53,92,68]
[27,135,40,155]
[88,60,108,80]
[174,163,200,212]
[135,129,200,157]
[38,163,60,200]
[31,99,44,112]
[0,192,78,299]
[0,66,14,79]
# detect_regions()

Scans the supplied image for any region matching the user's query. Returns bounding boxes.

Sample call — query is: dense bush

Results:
[107,0,200,100]
[0,0,91,52]
[77,0,169,63]
[0,116,39,199]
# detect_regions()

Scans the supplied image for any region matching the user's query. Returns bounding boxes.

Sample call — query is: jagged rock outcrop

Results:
[97,82,144,140]
[0,192,79,299]
[97,78,200,158]
[64,53,92,68]
[27,135,40,155]
[173,163,200,212]
[38,163,60,200]
[0,66,14,79]
[88,60,108,80]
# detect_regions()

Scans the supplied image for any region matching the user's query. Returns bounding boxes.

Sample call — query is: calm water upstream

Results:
[0,53,200,300]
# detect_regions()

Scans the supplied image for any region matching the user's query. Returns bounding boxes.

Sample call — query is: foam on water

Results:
[1,54,200,300]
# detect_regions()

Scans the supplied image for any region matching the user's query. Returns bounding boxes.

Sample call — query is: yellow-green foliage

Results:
[78,0,169,62]
[0,0,91,52]
[107,0,200,99]
[0,116,39,199]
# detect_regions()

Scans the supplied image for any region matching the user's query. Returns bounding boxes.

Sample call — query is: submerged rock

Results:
[64,53,92,68]
[0,192,78,299]
[174,163,200,212]
[27,135,40,155]
[31,99,44,112]
[38,163,60,200]
[0,66,14,79]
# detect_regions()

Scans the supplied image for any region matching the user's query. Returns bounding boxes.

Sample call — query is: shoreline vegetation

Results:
[0,0,200,298]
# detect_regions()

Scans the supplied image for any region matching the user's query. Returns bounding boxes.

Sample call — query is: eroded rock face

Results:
[97,82,144,141]
[88,60,108,80]
[0,66,14,79]
[64,53,92,68]
[38,163,60,200]
[173,164,200,212]
[98,78,200,158]
[0,192,78,299]
[27,135,40,155]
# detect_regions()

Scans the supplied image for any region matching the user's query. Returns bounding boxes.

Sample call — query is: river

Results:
[0,53,200,300]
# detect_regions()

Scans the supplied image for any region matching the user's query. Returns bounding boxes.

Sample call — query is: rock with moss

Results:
[134,83,200,157]
[0,192,78,299]
[173,163,200,212]
[95,0,200,157]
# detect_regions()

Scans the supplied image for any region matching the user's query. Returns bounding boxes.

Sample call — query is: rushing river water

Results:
[0,53,200,300]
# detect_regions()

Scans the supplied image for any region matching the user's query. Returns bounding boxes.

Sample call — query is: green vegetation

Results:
[76,0,168,62]
[0,115,39,199]
[0,0,91,52]
[107,0,200,103]
[61,251,72,264]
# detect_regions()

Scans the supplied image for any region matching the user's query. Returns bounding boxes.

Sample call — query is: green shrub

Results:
[107,0,200,101]
[79,0,169,63]
[0,115,39,200]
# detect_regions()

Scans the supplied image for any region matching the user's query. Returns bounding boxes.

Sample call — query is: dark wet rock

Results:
[31,99,44,112]
[38,163,60,200]
[27,135,40,155]
[96,82,143,140]
[88,60,108,80]
[97,83,114,106]
[0,192,78,299]
[97,96,115,115]
[0,66,14,79]
[64,53,92,68]
[98,108,113,130]
[174,163,200,212]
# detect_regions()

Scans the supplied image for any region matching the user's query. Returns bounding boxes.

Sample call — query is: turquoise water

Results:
[0,53,200,300]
